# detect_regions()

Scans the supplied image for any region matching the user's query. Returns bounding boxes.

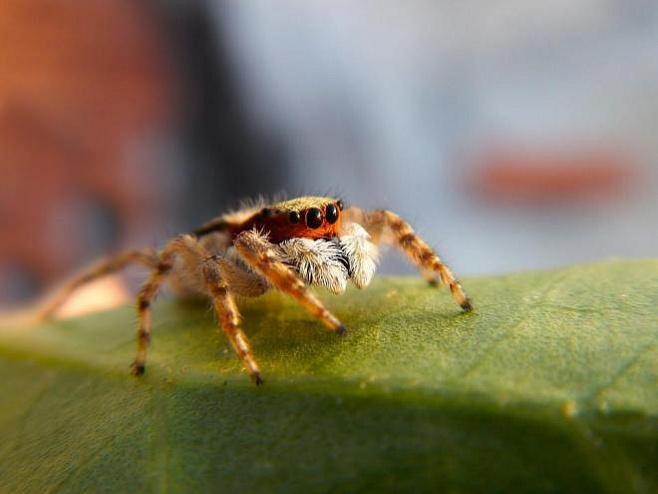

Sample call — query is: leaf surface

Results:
[0,259,656,493]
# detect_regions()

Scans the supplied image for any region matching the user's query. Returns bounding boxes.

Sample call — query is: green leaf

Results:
[1,259,656,493]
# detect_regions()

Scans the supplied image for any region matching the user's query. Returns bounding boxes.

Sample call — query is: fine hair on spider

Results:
[34,196,472,385]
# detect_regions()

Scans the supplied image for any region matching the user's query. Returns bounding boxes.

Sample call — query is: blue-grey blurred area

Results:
[2,0,658,304]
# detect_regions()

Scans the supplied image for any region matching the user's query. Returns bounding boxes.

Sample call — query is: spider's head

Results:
[249,196,344,243]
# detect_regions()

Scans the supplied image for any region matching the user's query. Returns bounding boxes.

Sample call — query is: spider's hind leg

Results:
[130,233,264,384]
[35,248,159,321]
[130,236,198,375]
[345,207,472,311]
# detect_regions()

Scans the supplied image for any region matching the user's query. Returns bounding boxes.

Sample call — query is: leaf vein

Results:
[457,271,572,380]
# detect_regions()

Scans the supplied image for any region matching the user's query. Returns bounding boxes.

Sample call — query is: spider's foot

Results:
[460,298,473,312]
[335,324,348,337]
[253,372,264,386]
[130,361,146,376]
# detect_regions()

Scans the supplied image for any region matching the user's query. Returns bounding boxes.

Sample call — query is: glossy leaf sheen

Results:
[1,260,657,492]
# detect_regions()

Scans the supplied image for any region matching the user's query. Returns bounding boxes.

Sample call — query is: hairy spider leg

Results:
[344,208,472,311]
[130,234,263,384]
[202,256,263,384]
[35,248,159,321]
[130,235,196,375]
[234,230,347,336]
[209,255,269,297]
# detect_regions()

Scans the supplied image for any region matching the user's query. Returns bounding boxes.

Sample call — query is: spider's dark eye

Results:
[336,200,344,211]
[325,204,339,224]
[289,211,301,224]
[261,208,272,217]
[306,207,323,229]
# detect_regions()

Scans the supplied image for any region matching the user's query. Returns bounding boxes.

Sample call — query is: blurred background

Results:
[2,0,658,308]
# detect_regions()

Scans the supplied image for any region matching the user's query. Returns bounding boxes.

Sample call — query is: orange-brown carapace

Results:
[194,196,344,244]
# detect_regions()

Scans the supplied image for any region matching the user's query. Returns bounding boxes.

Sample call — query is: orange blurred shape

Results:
[470,149,635,203]
[56,275,131,319]
[0,0,173,301]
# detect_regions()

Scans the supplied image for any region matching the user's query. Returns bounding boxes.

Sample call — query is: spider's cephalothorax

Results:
[193,196,345,243]
[37,196,472,385]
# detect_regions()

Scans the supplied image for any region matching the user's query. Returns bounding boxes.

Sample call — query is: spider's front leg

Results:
[234,230,347,336]
[345,207,472,311]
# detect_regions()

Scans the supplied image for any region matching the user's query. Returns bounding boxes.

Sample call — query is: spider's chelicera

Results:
[37,196,472,385]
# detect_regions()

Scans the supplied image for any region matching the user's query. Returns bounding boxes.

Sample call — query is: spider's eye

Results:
[289,211,301,224]
[305,207,323,229]
[336,200,344,211]
[325,204,339,224]
[261,208,272,217]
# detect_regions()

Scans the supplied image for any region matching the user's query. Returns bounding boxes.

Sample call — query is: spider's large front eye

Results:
[306,207,323,229]
[325,204,339,224]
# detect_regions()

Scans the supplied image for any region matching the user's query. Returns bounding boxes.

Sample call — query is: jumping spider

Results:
[38,197,472,384]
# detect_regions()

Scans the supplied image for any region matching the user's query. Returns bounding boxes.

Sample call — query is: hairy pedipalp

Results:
[339,222,380,289]
[277,237,349,294]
